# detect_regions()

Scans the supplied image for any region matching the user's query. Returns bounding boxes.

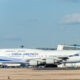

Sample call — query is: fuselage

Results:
[0,48,80,63]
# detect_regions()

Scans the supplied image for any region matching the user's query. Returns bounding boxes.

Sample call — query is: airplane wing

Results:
[26,54,75,66]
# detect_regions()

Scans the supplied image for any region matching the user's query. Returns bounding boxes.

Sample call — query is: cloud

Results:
[60,14,80,24]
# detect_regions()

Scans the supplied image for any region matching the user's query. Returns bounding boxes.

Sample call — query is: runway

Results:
[0,68,80,80]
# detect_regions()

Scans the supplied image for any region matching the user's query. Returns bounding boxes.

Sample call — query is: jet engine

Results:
[46,59,55,64]
[29,60,41,66]
[28,58,61,67]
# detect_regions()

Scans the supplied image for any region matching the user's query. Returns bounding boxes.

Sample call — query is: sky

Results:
[0,0,80,48]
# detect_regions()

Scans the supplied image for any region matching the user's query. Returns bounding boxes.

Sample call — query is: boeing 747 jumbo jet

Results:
[0,48,80,68]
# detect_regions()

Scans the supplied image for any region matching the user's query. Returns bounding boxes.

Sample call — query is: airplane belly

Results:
[0,56,25,63]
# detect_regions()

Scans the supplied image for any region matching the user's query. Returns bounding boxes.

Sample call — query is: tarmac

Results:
[0,68,80,80]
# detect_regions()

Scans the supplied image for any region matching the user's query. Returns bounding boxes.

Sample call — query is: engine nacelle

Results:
[46,59,55,64]
[29,60,40,66]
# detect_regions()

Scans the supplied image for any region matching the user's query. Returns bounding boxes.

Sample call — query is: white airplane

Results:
[0,48,80,67]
